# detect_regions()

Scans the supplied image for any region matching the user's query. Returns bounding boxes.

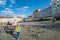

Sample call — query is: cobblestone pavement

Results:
[21,25,60,40]
[0,22,60,40]
[0,25,16,40]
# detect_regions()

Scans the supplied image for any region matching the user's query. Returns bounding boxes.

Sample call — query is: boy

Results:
[15,23,21,40]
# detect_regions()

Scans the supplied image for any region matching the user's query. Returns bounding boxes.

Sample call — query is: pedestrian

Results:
[9,23,14,35]
[15,23,21,40]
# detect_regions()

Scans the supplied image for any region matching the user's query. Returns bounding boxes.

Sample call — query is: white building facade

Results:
[0,16,22,23]
[32,0,60,20]
[51,0,60,17]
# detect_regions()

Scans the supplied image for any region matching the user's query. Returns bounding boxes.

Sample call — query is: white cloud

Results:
[10,0,15,4]
[2,11,13,14]
[23,6,29,9]
[1,8,26,17]
[16,6,29,12]
[1,8,25,17]
[1,8,14,15]
[0,0,6,5]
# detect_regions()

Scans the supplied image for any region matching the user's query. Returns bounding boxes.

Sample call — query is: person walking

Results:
[15,23,21,40]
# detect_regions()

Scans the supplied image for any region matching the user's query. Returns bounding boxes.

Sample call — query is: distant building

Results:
[22,16,32,22]
[32,9,41,20]
[32,0,60,21]
[0,16,22,23]
[23,0,60,22]
[27,16,32,21]
[32,6,52,21]
[39,6,52,18]
[51,0,60,17]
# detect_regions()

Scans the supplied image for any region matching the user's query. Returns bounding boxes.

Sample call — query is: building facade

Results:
[32,6,52,21]
[23,0,60,22]
[32,0,60,21]
[51,0,60,17]
[32,9,41,20]
[0,16,22,23]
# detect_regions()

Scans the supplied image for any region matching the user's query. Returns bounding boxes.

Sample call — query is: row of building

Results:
[0,16,22,23]
[23,0,60,22]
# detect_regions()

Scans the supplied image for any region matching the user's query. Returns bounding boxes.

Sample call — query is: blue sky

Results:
[0,0,51,18]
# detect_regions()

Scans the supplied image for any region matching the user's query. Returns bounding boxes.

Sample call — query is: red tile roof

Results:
[0,16,14,18]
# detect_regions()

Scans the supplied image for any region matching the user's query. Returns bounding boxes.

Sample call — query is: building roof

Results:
[0,16,14,18]
[17,16,22,19]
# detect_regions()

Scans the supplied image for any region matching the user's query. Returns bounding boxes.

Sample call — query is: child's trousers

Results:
[16,32,20,38]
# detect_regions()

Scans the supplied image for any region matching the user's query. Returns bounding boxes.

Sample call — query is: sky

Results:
[0,0,51,18]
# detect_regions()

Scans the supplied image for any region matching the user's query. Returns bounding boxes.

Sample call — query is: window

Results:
[57,0,59,1]
[54,3,57,6]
